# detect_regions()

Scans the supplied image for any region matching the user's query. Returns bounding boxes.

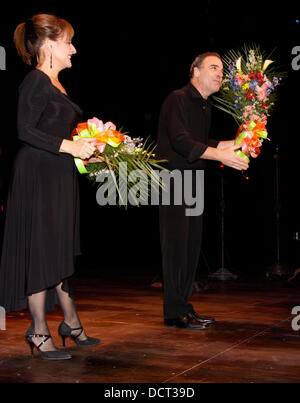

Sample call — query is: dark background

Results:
[0,1,300,280]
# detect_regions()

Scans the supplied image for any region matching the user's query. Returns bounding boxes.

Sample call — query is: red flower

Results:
[246,90,256,100]
[249,70,256,80]
[256,70,264,83]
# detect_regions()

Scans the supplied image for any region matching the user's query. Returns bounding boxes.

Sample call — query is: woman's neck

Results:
[36,66,67,95]
[36,65,60,81]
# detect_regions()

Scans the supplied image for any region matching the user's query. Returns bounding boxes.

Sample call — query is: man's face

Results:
[194,56,223,97]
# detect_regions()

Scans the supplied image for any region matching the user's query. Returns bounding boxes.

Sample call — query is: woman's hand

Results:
[84,156,103,164]
[60,138,96,159]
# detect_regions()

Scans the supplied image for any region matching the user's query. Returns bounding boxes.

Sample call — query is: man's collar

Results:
[186,82,212,104]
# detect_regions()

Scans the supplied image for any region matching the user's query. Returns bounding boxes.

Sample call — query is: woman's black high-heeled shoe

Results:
[58,321,100,347]
[25,327,72,360]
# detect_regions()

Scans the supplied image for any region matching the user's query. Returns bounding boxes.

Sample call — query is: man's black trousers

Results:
[159,198,203,320]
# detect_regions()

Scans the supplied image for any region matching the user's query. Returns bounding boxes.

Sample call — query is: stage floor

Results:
[1,272,300,383]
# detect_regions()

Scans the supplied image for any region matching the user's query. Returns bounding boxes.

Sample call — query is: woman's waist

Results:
[17,143,74,162]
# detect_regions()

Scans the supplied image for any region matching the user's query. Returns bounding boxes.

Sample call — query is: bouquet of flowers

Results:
[214,45,285,162]
[72,117,167,207]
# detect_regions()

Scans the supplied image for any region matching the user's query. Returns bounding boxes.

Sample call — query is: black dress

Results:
[0,69,82,312]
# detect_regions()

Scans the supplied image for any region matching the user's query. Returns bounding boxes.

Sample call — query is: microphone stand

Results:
[266,145,289,277]
[209,164,237,281]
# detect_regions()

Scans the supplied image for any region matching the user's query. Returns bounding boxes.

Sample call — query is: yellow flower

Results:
[242,83,249,90]
[262,59,274,71]
[236,56,242,73]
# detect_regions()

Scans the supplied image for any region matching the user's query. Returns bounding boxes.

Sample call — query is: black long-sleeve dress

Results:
[0,69,82,312]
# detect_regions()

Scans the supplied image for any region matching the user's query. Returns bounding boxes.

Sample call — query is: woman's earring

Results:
[49,45,53,69]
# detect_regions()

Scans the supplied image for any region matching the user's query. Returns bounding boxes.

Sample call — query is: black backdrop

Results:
[0,1,299,278]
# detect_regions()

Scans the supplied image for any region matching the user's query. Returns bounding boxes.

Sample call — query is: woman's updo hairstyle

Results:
[14,13,74,66]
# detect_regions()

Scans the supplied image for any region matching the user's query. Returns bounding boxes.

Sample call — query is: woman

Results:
[0,13,100,360]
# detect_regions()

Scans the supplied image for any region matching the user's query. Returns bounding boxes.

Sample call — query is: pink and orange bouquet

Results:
[71,117,166,206]
[214,45,285,162]
[71,117,125,173]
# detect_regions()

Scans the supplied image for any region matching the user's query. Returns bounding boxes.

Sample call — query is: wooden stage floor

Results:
[1,272,300,384]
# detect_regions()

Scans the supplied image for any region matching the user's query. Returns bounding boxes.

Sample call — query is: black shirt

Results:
[156,82,219,170]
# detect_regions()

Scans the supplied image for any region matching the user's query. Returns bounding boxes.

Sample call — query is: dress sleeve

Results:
[17,71,63,154]
[164,93,209,163]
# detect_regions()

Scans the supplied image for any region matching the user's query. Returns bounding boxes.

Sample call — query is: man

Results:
[156,52,248,330]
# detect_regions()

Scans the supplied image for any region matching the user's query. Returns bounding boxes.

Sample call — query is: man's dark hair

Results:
[189,52,222,78]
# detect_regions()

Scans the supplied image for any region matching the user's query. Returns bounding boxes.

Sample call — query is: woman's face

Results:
[52,33,77,70]
[42,32,77,71]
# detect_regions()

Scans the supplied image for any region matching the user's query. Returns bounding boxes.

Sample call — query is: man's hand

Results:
[201,143,249,171]
[218,144,249,170]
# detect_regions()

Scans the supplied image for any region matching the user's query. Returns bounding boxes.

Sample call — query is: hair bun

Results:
[24,18,37,52]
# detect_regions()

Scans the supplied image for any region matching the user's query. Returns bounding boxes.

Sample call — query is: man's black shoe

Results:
[164,315,210,330]
[188,311,215,324]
